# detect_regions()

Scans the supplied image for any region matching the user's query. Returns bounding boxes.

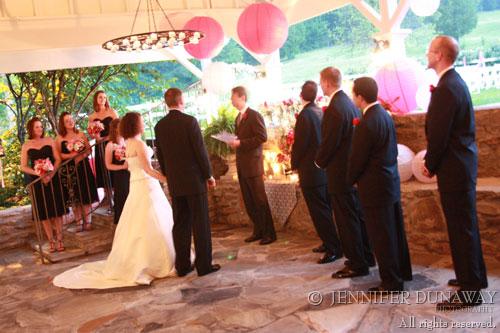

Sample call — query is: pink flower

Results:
[113,144,126,161]
[429,84,436,93]
[34,158,54,176]
[352,117,360,126]
[321,106,327,112]
[87,121,105,136]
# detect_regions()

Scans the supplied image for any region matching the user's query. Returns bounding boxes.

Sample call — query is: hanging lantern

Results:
[237,2,289,54]
[184,16,225,59]
[412,150,437,184]
[397,144,415,182]
[410,0,440,17]
[202,62,235,95]
[375,58,423,115]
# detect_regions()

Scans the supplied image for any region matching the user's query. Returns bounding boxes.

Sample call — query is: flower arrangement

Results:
[277,128,294,173]
[113,144,126,161]
[87,121,105,137]
[34,158,54,176]
[65,139,85,153]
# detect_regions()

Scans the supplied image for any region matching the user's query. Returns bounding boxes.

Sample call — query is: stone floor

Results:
[1,225,499,333]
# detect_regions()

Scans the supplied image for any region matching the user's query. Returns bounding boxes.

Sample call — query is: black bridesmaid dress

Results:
[60,140,99,206]
[111,149,130,224]
[93,117,113,189]
[27,145,68,220]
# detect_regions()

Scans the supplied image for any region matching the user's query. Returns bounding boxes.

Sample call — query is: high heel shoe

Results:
[57,240,65,252]
[49,240,56,253]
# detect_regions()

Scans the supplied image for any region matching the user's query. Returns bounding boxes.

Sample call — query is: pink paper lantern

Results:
[237,3,289,54]
[184,16,224,59]
[375,58,420,115]
[412,150,437,184]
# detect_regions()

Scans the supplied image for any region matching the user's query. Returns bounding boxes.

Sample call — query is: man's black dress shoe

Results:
[332,266,369,279]
[312,244,326,253]
[177,265,194,277]
[259,237,276,245]
[198,264,221,277]
[317,253,340,264]
[368,285,403,294]
[245,235,262,243]
[437,290,483,311]
[448,279,460,287]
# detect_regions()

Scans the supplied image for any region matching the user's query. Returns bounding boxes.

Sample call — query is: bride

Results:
[53,112,177,289]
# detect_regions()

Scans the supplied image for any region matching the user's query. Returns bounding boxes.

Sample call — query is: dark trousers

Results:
[331,189,374,271]
[239,175,276,239]
[172,193,213,275]
[363,201,412,290]
[440,189,488,290]
[301,185,342,255]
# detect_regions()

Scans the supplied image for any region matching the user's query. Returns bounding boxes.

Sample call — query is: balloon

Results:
[398,144,415,182]
[412,150,437,183]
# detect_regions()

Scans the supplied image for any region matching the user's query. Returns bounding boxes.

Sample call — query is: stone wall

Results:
[394,106,500,177]
[0,206,34,251]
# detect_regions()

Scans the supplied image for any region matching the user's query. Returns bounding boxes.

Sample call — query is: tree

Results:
[431,0,479,41]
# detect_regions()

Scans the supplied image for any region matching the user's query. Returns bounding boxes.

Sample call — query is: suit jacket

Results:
[348,104,401,208]
[154,109,212,197]
[424,69,477,192]
[316,90,362,194]
[291,102,327,188]
[235,107,267,179]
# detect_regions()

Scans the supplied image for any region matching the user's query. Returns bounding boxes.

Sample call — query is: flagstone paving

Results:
[1,225,499,332]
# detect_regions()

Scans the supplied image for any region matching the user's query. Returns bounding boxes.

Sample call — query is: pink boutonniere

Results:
[321,106,327,113]
[352,117,361,126]
[429,85,436,93]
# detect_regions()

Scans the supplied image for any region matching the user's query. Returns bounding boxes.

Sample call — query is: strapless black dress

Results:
[93,117,113,189]
[111,150,130,224]
[26,145,68,220]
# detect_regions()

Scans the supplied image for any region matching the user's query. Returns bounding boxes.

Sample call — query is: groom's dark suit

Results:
[154,109,214,276]
[235,107,276,241]
[291,102,341,256]
[425,68,487,290]
[348,103,412,290]
[316,90,374,272]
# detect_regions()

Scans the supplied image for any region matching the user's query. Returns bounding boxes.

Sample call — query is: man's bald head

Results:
[432,35,460,64]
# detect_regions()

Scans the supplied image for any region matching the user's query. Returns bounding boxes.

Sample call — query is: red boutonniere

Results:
[429,85,436,93]
[294,113,299,119]
[321,106,327,113]
[352,117,361,126]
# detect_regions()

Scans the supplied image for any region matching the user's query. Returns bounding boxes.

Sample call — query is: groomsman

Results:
[229,86,277,245]
[315,67,374,277]
[291,81,343,264]
[348,77,412,293]
[423,35,487,309]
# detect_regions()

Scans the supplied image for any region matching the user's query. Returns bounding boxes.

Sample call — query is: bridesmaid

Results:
[21,117,67,252]
[88,90,118,206]
[105,119,130,224]
[56,112,99,231]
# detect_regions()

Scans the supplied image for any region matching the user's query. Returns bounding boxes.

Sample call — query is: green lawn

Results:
[281,10,500,106]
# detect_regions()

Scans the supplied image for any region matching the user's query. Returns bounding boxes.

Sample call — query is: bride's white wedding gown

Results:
[53,146,176,289]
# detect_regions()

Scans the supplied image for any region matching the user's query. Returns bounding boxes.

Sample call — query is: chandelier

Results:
[102,0,204,52]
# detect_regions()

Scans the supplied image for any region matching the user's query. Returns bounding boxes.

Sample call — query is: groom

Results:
[154,88,220,277]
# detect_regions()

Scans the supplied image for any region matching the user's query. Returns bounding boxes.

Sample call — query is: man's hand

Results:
[207,176,216,189]
[228,139,241,149]
[422,164,434,178]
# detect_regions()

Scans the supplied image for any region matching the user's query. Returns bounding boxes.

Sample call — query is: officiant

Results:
[228,86,277,245]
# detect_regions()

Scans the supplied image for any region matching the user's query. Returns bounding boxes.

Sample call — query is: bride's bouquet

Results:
[113,144,126,161]
[87,121,105,137]
[65,139,85,153]
[34,158,54,176]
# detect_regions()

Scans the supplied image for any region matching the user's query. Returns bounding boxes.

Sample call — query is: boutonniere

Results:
[352,117,361,126]
[321,106,327,113]
[429,85,436,93]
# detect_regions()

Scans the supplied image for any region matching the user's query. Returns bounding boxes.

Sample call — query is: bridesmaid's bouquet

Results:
[66,139,85,153]
[34,158,54,176]
[87,121,105,137]
[113,144,126,161]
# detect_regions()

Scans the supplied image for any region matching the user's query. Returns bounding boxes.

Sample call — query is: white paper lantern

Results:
[202,62,235,95]
[397,144,415,182]
[412,150,437,183]
[410,0,440,17]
